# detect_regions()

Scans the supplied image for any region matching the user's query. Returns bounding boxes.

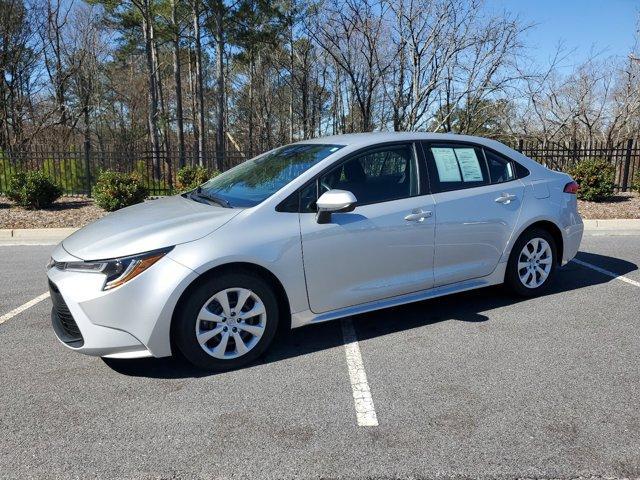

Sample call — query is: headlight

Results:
[49,247,172,290]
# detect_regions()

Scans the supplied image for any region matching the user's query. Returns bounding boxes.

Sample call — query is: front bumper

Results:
[47,253,198,359]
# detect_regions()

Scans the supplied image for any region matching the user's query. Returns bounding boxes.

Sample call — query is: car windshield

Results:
[196,143,343,207]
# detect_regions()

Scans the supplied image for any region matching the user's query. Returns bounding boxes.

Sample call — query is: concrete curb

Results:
[0,227,78,243]
[582,219,640,231]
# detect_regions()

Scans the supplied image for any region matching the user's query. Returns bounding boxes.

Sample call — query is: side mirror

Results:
[316,189,357,224]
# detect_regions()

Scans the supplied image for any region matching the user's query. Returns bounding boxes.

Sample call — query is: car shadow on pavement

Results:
[103,251,637,379]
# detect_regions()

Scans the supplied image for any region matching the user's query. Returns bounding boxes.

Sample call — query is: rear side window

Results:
[484,149,516,184]
[424,144,488,192]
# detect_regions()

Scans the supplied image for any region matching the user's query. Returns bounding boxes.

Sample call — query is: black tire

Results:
[174,271,279,371]
[505,227,558,297]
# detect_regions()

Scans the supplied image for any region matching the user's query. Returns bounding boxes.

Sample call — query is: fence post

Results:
[621,138,634,192]
[517,138,523,153]
[84,139,92,197]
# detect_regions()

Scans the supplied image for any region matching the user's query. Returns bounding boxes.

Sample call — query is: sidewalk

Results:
[1,220,640,246]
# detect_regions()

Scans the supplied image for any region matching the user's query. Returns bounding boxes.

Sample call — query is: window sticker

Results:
[454,148,483,182]
[431,148,461,182]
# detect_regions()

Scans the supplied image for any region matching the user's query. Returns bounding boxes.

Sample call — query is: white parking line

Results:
[572,258,640,288]
[0,292,50,325]
[341,317,378,427]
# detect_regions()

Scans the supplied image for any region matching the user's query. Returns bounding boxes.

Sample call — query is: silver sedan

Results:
[46,133,583,370]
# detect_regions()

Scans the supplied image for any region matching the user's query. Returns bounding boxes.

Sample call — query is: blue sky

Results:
[485,0,638,68]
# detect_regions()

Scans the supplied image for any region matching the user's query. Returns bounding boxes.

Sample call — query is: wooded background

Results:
[2,0,640,176]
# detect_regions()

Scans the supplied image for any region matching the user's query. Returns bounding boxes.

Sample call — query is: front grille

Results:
[49,280,84,347]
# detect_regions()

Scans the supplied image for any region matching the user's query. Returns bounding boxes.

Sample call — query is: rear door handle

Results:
[495,193,517,204]
[404,209,432,222]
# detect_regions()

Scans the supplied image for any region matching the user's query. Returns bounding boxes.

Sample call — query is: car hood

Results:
[62,195,241,260]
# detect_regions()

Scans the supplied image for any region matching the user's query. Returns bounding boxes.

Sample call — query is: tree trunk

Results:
[141,3,161,180]
[301,55,309,138]
[288,17,295,142]
[171,0,186,168]
[83,103,92,195]
[214,0,225,171]
[152,34,169,155]
[48,0,67,129]
[188,47,199,164]
[193,0,206,166]
[248,53,254,157]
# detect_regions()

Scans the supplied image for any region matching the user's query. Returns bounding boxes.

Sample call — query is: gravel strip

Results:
[1,192,639,229]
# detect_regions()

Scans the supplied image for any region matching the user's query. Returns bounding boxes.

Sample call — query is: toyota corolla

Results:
[46,133,583,371]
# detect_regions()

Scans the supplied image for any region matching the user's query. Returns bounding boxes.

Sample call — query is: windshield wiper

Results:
[191,188,232,208]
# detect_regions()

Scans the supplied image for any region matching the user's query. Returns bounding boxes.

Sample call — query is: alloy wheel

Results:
[195,287,267,359]
[517,237,553,289]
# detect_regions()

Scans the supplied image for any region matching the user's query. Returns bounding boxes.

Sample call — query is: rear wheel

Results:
[505,228,558,297]
[175,272,279,371]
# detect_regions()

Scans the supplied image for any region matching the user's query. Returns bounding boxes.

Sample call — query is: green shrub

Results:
[176,165,219,191]
[6,171,63,209]
[92,170,148,212]
[568,158,615,201]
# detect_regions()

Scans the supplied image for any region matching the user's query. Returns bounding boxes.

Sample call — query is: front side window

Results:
[198,143,343,207]
[318,144,419,206]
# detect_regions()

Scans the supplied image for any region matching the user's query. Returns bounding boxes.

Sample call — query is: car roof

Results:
[296,132,500,148]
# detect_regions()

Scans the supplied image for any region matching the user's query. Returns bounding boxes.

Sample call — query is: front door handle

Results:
[495,193,517,204]
[404,209,432,222]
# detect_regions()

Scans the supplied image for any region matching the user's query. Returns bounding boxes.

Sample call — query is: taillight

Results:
[563,181,579,194]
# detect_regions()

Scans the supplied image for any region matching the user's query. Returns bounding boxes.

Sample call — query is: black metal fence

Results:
[0,147,248,196]
[514,138,639,192]
[1,138,639,196]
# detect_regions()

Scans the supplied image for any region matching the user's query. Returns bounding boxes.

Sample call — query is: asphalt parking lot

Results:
[1,232,639,479]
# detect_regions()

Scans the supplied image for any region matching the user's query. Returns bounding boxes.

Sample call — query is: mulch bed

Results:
[577,192,640,219]
[1,191,639,229]
[0,196,106,229]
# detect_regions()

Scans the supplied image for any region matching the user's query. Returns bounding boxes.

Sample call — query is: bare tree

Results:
[384,0,476,130]
[37,0,75,131]
[309,0,396,131]
[431,5,527,134]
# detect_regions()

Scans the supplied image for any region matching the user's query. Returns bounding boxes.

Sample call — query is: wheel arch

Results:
[508,219,564,266]
[169,262,292,353]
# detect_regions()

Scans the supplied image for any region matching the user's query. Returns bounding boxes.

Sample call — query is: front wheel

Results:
[505,228,558,297]
[174,272,279,371]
